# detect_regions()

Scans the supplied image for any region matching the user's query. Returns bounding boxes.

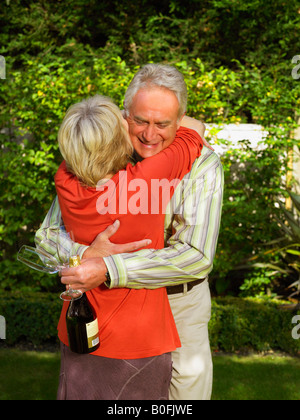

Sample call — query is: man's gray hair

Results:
[123,63,187,119]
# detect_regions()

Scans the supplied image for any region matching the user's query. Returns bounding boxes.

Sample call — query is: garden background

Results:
[0,0,300,400]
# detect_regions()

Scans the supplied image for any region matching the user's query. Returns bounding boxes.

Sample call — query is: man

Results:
[36,63,224,400]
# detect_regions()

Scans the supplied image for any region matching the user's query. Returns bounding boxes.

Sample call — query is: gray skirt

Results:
[57,342,172,400]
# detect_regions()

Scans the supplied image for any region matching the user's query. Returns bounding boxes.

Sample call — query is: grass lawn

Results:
[0,348,60,400]
[0,348,299,400]
[211,352,300,400]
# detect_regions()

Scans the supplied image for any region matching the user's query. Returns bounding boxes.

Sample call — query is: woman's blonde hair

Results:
[58,95,133,187]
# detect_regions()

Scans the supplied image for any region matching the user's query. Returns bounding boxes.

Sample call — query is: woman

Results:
[55,94,203,400]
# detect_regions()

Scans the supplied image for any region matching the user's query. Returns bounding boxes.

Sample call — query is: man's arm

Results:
[35,197,151,256]
[35,196,88,262]
[104,148,224,289]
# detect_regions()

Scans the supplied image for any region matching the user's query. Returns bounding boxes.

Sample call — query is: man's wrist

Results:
[103,254,128,288]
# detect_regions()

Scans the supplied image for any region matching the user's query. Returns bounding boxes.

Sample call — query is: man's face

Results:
[126,87,184,159]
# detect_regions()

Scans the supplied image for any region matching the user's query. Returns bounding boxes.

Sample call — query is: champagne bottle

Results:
[66,255,100,354]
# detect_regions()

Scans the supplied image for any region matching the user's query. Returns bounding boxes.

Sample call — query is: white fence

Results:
[205,123,300,191]
[205,123,268,155]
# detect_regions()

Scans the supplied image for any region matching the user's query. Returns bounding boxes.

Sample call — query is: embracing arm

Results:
[56,149,223,292]
[104,149,224,289]
[34,196,88,262]
[35,196,151,264]
[34,197,152,292]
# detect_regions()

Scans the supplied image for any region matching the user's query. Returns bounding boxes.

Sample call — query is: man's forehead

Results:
[133,114,172,124]
[130,87,180,118]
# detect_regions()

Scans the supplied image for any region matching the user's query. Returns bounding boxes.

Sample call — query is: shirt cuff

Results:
[103,254,128,288]
[73,244,89,260]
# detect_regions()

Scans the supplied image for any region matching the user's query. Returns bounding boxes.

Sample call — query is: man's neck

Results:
[132,150,144,163]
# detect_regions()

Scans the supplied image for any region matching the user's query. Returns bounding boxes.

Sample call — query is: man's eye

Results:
[135,119,147,126]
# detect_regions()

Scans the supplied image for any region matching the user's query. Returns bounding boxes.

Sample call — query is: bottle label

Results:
[86,318,99,349]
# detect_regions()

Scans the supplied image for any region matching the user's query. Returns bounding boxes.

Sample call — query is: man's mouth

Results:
[138,138,161,149]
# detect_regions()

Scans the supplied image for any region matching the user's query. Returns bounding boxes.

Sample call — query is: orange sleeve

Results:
[125,127,203,183]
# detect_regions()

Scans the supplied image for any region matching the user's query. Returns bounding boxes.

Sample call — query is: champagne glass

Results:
[17,228,82,301]
[17,245,65,274]
[56,227,83,301]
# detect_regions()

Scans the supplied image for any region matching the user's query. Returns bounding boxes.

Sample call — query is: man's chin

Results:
[136,149,160,159]
[135,142,163,159]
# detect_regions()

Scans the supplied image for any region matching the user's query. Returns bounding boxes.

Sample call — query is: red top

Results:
[55,127,203,359]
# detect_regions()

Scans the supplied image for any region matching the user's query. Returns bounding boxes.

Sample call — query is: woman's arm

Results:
[127,126,203,184]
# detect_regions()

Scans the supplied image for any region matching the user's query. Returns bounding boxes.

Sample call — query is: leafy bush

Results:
[1,0,299,296]
[241,191,300,298]
[0,54,135,291]
[1,293,299,355]
[210,297,300,355]
[1,54,298,293]
[0,292,62,346]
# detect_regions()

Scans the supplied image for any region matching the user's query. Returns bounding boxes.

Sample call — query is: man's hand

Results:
[60,257,108,293]
[180,115,214,151]
[82,220,152,259]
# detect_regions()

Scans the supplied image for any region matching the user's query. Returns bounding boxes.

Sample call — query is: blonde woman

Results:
[54,94,203,400]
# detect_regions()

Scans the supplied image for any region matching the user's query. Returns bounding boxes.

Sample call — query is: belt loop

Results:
[183,283,188,295]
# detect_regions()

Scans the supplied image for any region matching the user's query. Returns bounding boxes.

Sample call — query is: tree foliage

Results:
[0,0,299,295]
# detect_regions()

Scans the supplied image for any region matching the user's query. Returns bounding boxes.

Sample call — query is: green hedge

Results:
[210,297,300,355]
[0,292,62,347]
[0,293,299,355]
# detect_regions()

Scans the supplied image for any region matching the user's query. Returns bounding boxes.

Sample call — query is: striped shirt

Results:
[35,145,224,289]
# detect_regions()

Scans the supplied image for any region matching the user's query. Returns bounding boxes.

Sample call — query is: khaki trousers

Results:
[168,279,213,400]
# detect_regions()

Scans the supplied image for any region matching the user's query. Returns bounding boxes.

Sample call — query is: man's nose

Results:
[143,124,158,142]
